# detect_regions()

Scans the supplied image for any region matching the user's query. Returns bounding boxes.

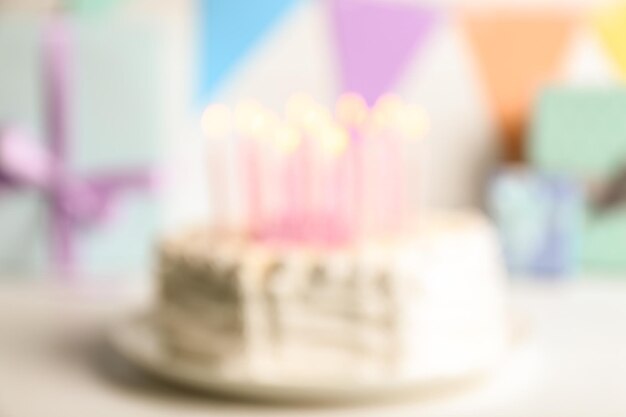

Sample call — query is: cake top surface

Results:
[160,210,497,263]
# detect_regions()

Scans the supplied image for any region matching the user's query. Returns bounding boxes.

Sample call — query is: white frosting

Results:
[157,211,509,381]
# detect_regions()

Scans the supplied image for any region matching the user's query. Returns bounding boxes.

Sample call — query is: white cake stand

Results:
[108,312,530,404]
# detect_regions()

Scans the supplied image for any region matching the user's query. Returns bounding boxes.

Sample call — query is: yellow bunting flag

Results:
[593,4,626,78]
[463,11,575,162]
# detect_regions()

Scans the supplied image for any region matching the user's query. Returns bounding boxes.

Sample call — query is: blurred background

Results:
[1,0,625,279]
[2,0,626,415]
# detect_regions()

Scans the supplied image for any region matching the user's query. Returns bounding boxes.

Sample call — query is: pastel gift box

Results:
[0,15,162,278]
[530,87,626,272]
[488,168,584,276]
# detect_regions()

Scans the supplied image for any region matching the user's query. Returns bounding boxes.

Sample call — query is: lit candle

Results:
[235,100,272,237]
[301,106,332,242]
[335,93,368,239]
[318,122,350,244]
[286,94,330,241]
[372,94,405,235]
[362,113,384,235]
[273,122,301,242]
[200,97,427,244]
[201,103,232,233]
[255,110,280,240]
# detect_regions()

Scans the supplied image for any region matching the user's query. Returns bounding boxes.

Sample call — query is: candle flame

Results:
[236,99,274,138]
[320,124,349,157]
[370,94,404,132]
[258,110,281,139]
[375,94,404,118]
[274,123,301,154]
[286,93,315,120]
[399,104,430,138]
[201,104,232,138]
[336,93,368,127]
[304,107,332,132]
[285,93,331,132]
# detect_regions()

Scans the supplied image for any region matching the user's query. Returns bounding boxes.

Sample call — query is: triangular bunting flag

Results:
[593,4,626,79]
[197,0,299,103]
[331,0,438,105]
[463,12,574,162]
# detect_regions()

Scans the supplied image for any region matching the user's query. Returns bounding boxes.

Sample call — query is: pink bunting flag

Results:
[331,0,438,105]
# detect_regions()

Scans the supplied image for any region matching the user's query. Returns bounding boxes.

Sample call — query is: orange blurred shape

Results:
[463,11,574,162]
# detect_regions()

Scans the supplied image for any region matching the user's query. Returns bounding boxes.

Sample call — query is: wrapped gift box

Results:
[0,15,162,278]
[0,19,49,273]
[488,168,583,276]
[530,87,626,272]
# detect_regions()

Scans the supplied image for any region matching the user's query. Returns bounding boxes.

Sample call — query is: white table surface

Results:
[1,277,625,417]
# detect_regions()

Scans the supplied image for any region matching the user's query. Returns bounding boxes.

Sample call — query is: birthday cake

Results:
[156,95,509,381]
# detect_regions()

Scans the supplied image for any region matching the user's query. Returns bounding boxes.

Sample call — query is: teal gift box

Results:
[488,168,584,276]
[0,15,162,278]
[530,87,626,272]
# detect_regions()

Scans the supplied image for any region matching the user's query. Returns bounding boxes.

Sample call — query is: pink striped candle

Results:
[372,94,407,235]
[295,133,311,240]
[244,139,262,236]
[335,93,368,240]
[384,132,404,233]
[200,97,427,246]
[317,124,350,245]
[272,123,300,242]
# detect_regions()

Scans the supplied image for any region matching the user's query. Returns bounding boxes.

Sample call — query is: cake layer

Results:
[157,211,509,380]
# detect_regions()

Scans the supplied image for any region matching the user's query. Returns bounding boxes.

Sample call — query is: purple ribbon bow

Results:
[0,17,156,276]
